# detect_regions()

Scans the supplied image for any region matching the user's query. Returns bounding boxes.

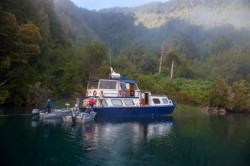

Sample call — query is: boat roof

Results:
[87,78,137,84]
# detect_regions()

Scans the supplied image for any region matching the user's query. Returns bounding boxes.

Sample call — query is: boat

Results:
[32,103,72,120]
[63,111,97,123]
[81,67,176,117]
[39,109,71,119]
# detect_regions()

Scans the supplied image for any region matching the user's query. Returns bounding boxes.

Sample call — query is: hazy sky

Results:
[71,0,169,10]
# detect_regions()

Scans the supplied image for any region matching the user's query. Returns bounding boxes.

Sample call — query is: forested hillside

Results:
[0,0,250,111]
[54,0,250,81]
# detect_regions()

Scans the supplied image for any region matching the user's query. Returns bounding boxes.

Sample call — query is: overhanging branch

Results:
[0,77,13,87]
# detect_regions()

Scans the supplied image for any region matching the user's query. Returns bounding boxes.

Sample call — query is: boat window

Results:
[102,99,108,106]
[123,99,135,106]
[162,98,168,104]
[153,98,161,104]
[120,83,127,90]
[111,99,123,106]
[130,83,135,90]
[87,81,98,89]
[99,80,117,89]
[129,83,138,90]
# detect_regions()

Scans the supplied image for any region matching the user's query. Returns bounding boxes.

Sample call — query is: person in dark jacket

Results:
[46,97,52,113]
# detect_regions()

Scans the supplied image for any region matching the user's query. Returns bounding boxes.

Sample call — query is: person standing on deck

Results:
[120,83,127,97]
[88,98,95,111]
[99,91,104,107]
[46,97,52,113]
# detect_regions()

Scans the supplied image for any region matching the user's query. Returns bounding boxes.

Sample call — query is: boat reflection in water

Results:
[33,116,174,136]
[60,116,174,149]
[94,116,174,142]
[28,115,175,165]
[33,115,174,153]
[95,116,173,124]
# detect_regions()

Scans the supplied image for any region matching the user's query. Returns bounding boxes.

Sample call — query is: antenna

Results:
[159,44,164,74]
[109,47,112,67]
[171,60,174,79]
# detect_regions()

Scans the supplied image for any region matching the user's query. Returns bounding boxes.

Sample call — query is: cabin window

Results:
[153,98,161,104]
[120,83,127,90]
[162,98,168,104]
[130,83,138,90]
[102,99,108,106]
[123,99,135,106]
[99,80,117,89]
[87,81,98,89]
[111,99,123,106]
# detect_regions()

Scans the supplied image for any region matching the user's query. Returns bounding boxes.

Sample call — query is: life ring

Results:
[93,90,97,96]
[85,91,88,97]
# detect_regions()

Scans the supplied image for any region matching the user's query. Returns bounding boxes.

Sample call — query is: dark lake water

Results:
[0,106,250,166]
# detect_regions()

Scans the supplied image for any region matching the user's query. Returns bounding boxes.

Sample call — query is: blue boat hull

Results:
[93,104,176,117]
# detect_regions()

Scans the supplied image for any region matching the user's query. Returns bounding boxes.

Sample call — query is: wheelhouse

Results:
[86,78,140,97]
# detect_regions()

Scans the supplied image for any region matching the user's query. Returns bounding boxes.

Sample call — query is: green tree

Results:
[16,22,42,59]
[0,11,18,75]
[0,11,18,103]
[210,76,229,107]
[210,36,231,54]
[227,80,250,111]
[85,41,108,77]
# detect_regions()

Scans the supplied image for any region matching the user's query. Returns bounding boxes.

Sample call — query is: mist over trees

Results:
[0,0,250,111]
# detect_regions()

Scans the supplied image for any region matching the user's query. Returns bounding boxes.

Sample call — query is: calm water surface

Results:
[0,106,250,166]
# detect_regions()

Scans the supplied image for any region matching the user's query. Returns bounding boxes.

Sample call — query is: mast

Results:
[109,47,111,67]
[171,60,174,79]
[159,44,164,74]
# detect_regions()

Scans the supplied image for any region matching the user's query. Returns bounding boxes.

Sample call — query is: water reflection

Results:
[42,119,63,125]
[88,116,174,165]
[28,115,175,165]
[95,116,174,141]
[34,117,174,137]
[31,120,39,127]
[59,116,174,153]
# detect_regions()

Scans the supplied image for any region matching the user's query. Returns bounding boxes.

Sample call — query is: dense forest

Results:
[0,0,250,111]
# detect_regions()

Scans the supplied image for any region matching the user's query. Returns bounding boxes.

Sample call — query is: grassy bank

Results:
[173,104,205,117]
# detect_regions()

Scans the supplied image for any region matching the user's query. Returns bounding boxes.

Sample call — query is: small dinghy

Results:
[39,109,71,119]
[63,111,96,123]
[31,103,72,120]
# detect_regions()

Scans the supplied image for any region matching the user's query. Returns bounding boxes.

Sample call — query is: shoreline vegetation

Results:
[175,104,250,117]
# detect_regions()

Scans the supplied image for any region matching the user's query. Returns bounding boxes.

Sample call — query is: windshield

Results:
[99,80,117,89]
[87,81,98,89]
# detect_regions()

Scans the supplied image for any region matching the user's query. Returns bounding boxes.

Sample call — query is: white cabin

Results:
[86,78,142,98]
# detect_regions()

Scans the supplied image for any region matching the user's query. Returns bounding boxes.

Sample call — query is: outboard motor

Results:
[72,112,76,123]
[31,109,40,121]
